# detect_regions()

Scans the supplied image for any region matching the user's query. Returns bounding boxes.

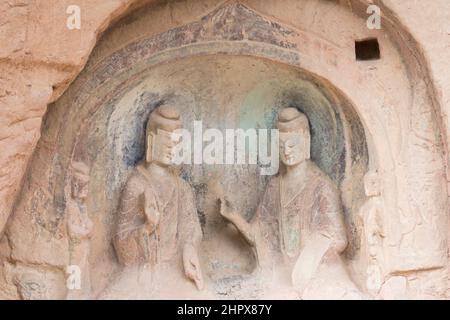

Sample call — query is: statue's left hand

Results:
[292,235,333,296]
[183,244,204,290]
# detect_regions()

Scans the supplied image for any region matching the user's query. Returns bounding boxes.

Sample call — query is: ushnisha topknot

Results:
[277,107,310,133]
[147,104,183,134]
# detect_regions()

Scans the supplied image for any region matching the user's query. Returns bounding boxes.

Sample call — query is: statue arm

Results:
[114,177,149,266]
[317,183,348,253]
[229,212,256,247]
[292,233,334,293]
[179,182,202,247]
[292,182,347,293]
[219,198,256,247]
[218,176,279,249]
[179,182,204,290]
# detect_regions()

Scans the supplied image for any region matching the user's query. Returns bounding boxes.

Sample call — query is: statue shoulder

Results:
[306,161,339,194]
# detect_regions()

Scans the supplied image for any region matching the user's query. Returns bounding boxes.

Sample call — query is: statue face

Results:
[279,131,309,167]
[147,129,182,167]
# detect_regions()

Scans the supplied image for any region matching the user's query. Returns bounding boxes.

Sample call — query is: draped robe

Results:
[101,165,205,299]
[251,161,361,299]
[254,161,346,264]
[114,165,202,267]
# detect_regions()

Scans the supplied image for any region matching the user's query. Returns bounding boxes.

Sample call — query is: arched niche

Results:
[4,1,448,298]
[69,53,368,285]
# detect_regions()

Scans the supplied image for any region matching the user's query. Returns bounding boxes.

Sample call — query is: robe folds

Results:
[114,165,202,267]
[101,165,208,299]
[251,161,362,299]
[254,160,347,267]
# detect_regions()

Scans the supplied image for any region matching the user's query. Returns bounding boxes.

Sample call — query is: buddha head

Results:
[277,108,311,167]
[145,104,183,167]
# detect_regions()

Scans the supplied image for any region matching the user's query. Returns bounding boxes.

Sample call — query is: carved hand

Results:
[143,189,161,232]
[183,244,204,290]
[292,234,333,296]
[219,198,256,246]
[219,197,238,223]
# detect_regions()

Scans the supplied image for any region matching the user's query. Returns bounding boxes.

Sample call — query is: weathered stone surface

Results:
[0,0,150,236]
[0,0,449,299]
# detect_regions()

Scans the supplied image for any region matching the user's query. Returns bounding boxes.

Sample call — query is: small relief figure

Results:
[12,266,67,300]
[357,170,385,295]
[14,273,49,300]
[65,161,94,300]
[220,108,362,299]
[103,105,204,299]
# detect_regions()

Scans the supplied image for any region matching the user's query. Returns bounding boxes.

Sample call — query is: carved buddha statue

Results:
[101,105,205,299]
[65,161,94,300]
[220,107,362,299]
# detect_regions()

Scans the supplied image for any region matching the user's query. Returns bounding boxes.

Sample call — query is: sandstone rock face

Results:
[0,0,449,299]
[0,0,150,237]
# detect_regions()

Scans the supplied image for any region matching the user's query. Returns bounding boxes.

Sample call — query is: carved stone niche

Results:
[0,2,448,300]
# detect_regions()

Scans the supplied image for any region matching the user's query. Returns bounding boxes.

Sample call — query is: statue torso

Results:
[258,161,345,265]
[117,165,181,264]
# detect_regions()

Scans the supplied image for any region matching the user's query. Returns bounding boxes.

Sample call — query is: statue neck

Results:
[145,161,172,179]
[284,159,308,178]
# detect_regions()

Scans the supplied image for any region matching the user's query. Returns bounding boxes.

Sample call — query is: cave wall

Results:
[0,0,449,299]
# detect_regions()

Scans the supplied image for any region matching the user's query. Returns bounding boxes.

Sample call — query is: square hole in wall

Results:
[355,38,380,61]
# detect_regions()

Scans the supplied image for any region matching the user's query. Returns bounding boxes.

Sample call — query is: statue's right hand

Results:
[142,189,160,230]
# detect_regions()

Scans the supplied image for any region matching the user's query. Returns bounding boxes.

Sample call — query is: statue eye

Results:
[286,140,296,148]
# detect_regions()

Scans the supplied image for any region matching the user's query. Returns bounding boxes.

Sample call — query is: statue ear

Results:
[146,133,153,163]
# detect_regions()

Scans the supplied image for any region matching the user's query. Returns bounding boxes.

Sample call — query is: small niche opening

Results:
[355,38,380,61]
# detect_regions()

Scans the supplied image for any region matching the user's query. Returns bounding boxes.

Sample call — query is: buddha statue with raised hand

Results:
[113,104,204,292]
[220,108,362,299]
